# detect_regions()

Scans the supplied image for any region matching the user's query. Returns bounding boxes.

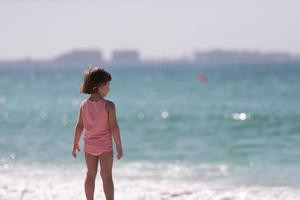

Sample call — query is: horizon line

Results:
[1,48,300,62]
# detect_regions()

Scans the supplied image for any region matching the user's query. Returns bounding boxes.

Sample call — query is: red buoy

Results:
[199,73,207,81]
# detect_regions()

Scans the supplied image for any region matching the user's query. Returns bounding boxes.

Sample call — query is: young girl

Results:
[72,66,123,200]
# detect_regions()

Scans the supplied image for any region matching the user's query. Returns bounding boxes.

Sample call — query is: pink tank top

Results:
[80,98,113,156]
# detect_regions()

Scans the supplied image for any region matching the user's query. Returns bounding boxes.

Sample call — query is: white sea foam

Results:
[0,162,300,200]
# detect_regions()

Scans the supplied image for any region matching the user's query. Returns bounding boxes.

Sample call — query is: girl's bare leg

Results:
[99,151,114,200]
[84,152,99,200]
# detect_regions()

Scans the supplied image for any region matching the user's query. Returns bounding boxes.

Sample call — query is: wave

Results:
[1,162,300,200]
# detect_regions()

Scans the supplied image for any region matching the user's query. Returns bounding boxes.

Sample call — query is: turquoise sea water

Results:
[1,63,300,199]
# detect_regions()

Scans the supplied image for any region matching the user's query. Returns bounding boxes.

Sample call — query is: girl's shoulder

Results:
[106,100,115,106]
[79,99,89,108]
[105,100,115,112]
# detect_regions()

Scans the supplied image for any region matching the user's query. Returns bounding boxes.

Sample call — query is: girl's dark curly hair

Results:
[80,66,112,94]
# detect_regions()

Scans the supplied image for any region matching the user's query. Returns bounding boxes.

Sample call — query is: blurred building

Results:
[111,50,140,65]
[194,50,294,64]
[53,49,103,65]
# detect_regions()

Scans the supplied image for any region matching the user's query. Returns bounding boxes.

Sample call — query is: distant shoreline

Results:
[1,49,300,68]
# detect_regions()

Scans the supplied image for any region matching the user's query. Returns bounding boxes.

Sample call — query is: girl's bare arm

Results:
[72,105,84,157]
[107,101,123,159]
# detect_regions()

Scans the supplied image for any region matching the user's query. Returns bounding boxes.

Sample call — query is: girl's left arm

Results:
[72,105,84,158]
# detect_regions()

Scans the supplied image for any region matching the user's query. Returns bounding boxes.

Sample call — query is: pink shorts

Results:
[83,136,113,156]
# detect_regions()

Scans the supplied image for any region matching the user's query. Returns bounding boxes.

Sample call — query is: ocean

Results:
[1,63,300,199]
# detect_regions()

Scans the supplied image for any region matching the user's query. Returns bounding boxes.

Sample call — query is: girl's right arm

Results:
[72,105,84,158]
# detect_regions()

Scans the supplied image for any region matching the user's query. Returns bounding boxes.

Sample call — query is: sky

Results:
[0,0,300,60]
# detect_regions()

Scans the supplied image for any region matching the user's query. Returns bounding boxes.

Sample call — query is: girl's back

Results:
[80,98,113,156]
[81,98,110,137]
